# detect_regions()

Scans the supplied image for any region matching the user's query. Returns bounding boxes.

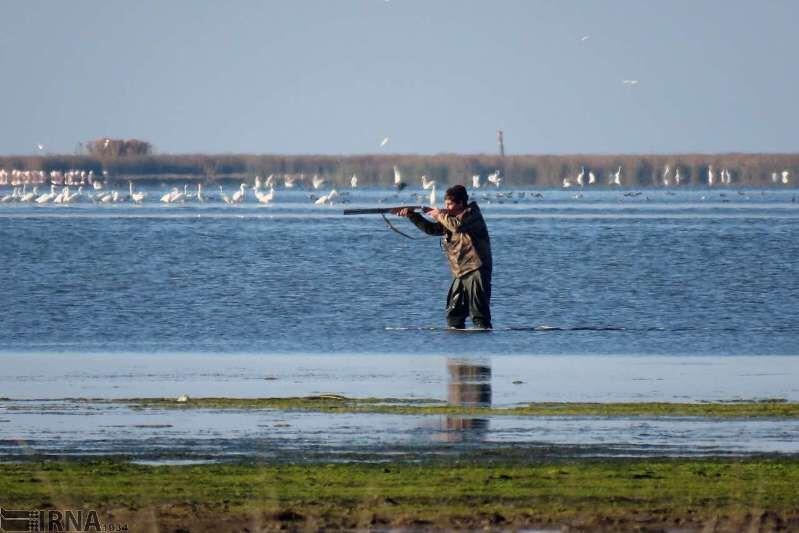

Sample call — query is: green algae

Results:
[1,458,798,530]
[118,396,799,418]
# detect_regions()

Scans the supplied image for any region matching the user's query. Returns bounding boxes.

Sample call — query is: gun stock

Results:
[343,205,425,215]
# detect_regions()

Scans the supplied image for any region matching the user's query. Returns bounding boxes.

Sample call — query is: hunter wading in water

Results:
[392,185,492,329]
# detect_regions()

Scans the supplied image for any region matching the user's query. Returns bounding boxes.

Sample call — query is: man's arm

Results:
[436,209,482,234]
[392,207,445,236]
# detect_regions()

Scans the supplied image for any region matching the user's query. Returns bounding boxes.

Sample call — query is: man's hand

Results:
[424,207,448,221]
[391,207,415,217]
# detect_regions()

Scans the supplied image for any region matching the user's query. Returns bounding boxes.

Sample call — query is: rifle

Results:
[342,205,432,239]
[342,205,426,215]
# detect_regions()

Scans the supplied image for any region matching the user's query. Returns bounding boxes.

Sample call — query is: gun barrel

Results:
[343,205,423,215]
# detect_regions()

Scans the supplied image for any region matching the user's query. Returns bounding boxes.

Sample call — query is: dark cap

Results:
[444,184,468,206]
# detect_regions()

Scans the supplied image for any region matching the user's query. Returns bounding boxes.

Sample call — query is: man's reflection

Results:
[436,357,491,442]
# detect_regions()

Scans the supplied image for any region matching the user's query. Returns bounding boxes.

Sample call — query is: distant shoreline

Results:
[0,153,797,188]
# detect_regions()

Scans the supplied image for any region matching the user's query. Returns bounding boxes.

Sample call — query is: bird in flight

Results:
[380,137,390,148]
[580,35,590,42]
[622,80,639,85]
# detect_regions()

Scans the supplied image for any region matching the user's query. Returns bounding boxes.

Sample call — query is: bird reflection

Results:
[435,358,491,442]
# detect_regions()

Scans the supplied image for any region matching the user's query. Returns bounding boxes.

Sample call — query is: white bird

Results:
[36,185,57,204]
[576,167,585,187]
[707,165,714,186]
[610,166,622,186]
[129,182,146,204]
[472,175,481,189]
[255,186,275,204]
[254,176,262,192]
[580,35,590,42]
[0,188,18,203]
[772,171,779,183]
[19,186,38,203]
[420,175,436,190]
[782,170,790,184]
[160,187,178,203]
[562,177,572,188]
[93,180,104,190]
[284,175,296,188]
[429,184,437,207]
[312,174,326,189]
[62,186,79,204]
[392,166,407,190]
[70,186,84,203]
[231,183,247,203]
[219,185,233,205]
[380,136,390,148]
[265,174,276,188]
[721,168,731,185]
[674,168,681,185]
[662,165,671,187]
[196,183,205,203]
[350,174,358,188]
[487,170,502,188]
[588,171,596,185]
[177,394,189,403]
[314,189,339,205]
[622,79,639,85]
[53,186,70,204]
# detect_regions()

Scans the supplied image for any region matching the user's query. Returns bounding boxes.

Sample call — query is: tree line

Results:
[0,152,796,187]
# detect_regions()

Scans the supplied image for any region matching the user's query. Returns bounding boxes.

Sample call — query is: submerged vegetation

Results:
[1,152,797,187]
[2,458,798,530]
[120,396,799,417]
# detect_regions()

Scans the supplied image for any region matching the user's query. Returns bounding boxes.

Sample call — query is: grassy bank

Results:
[1,458,797,531]
[120,396,799,418]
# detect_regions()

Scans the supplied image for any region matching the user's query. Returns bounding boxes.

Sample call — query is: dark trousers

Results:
[446,268,492,329]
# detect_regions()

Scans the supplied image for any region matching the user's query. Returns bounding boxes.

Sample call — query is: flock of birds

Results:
[560,165,792,189]
[0,164,794,206]
[0,167,503,206]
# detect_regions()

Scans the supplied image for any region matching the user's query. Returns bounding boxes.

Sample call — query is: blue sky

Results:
[1,0,796,155]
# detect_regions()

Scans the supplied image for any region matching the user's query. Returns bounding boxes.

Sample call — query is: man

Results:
[392,184,492,329]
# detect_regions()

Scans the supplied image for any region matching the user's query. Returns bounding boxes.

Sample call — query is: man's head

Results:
[444,185,468,214]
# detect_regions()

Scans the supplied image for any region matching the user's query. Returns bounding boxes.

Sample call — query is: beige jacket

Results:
[408,201,492,278]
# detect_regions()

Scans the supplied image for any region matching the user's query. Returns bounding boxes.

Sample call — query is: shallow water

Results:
[1,353,797,404]
[3,399,799,462]
[1,187,798,356]
[2,186,798,460]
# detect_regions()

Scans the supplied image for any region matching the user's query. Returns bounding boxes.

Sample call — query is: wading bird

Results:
[255,186,275,204]
[231,183,247,203]
[610,166,622,186]
[393,166,407,190]
[129,182,146,204]
[315,189,339,205]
